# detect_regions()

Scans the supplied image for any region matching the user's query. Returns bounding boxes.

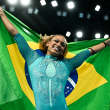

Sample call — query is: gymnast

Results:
[0,7,110,110]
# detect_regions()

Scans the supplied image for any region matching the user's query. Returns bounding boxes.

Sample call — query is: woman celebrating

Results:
[0,7,110,110]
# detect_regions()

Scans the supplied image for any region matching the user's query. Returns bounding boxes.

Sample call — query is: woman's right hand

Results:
[0,7,5,17]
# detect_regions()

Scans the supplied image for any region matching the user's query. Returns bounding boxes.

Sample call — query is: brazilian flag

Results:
[0,10,110,110]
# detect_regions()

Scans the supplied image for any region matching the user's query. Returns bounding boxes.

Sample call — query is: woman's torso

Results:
[28,55,70,110]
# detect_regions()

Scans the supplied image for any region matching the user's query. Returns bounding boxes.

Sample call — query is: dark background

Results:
[0,0,110,42]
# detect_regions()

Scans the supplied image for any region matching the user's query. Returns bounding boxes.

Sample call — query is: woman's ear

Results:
[46,41,50,47]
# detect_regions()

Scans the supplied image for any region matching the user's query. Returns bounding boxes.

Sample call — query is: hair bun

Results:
[40,34,51,40]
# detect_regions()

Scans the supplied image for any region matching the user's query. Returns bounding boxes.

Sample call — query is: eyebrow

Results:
[54,38,66,44]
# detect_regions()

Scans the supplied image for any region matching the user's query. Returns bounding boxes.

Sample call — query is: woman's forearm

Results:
[0,7,18,37]
[88,39,110,55]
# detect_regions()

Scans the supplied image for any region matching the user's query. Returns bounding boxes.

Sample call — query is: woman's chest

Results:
[29,58,69,83]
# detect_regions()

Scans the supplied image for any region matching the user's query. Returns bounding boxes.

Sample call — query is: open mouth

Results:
[53,47,60,52]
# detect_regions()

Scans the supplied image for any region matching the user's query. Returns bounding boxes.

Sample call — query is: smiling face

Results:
[46,35,67,57]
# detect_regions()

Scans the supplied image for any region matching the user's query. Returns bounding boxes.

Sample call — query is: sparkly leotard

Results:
[14,33,91,110]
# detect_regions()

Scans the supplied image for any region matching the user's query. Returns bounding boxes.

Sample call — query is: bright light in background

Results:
[34,8,39,14]
[67,1,75,9]
[95,5,101,11]
[104,34,109,38]
[10,7,15,12]
[57,11,61,16]
[40,0,46,6]
[62,11,67,17]
[21,0,30,6]
[104,15,109,20]
[79,13,84,18]
[7,0,17,5]
[76,31,83,38]
[87,13,91,19]
[95,33,101,38]
[66,31,71,37]
[51,1,58,7]
[28,7,33,14]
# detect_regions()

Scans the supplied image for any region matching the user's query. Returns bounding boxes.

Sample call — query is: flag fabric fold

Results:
[0,10,110,110]
[67,40,110,110]
[0,16,23,106]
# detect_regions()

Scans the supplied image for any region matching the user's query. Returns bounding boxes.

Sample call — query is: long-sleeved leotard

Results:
[14,33,91,110]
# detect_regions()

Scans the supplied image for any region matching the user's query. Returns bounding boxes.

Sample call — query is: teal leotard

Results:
[14,33,91,110]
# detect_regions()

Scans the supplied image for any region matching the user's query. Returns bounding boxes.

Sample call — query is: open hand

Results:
[0,7,4,17]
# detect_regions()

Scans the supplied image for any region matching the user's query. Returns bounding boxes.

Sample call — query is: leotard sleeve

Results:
[63,50,91,72]
[14,33,40,66]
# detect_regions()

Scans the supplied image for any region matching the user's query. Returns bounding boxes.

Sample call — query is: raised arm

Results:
[0,7,40,65]
[0,7,18,37]
[88,39,110,55]
[63,50,91,72]
[63,39,110,73]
